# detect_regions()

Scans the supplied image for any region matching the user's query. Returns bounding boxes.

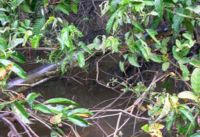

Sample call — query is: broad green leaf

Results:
[0,59,27,78]
[179,107,195,126]
[191,68,200,94]
[77,52,85,68]
[190,58,200,68]
[33,104,52,114]
[26,92,41,107]
[178,91,198,102]
[162,62,170,71]
[55,3,70,15]
[172,8,184,33]
[128,55,140,67]
[154,0,163,17]
[0,13,10,25]
[150,54,162,63]
[45,98,78,106]
[33,18,45,35]
[67,115,89,127]
[12,102,30,124]
[10,52,26,64]
[30,35,42,48]
[67,108,93,116]
[179,64,189,81]
[0,37,8,50]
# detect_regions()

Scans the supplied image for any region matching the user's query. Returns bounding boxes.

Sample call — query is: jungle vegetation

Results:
[0,0,200,137]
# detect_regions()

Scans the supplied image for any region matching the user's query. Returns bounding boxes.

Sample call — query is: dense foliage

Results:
[0,0,200,137]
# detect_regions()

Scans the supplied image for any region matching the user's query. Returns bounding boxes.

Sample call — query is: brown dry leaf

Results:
[0,67,7,80]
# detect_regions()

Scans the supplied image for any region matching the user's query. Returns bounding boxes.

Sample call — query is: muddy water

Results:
[0,78,149,137]
[30,79,148,137]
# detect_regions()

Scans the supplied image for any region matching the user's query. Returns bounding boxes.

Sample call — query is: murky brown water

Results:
[0,78,149,137]
[29,79,148,137]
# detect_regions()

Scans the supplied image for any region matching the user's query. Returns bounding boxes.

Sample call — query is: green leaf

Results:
[106,12,117,33]
[179,63,189,81]
[30,35,42,48]
[10,38,24,49]
[12,102,30,124]
[0,59,27,78]
[23,30,32,46]
[11,0,24,10]
[26,92,41,107]
[77,52,85,68]
[154,0,163,17]
[55,3,70,15]
[128,55,140,67]
[67,108,93,116]
[33,18,45,35]
[0,37,8,50]
[146,29,160,45]
[141,124,150,132]
[162,62,170,71]
[191,68,200,94]
[150,53,162,63]
[33,104,52,114]
[166,112,175,131]
[119,61,125,72]
[190,58,200,68]
[172,8,184,33]
[179,107,195,126]
[67,115,89,127]
[45,98,78,106]
[190,132,200,137]
[178,91,198,102]
[10,52,26,64]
